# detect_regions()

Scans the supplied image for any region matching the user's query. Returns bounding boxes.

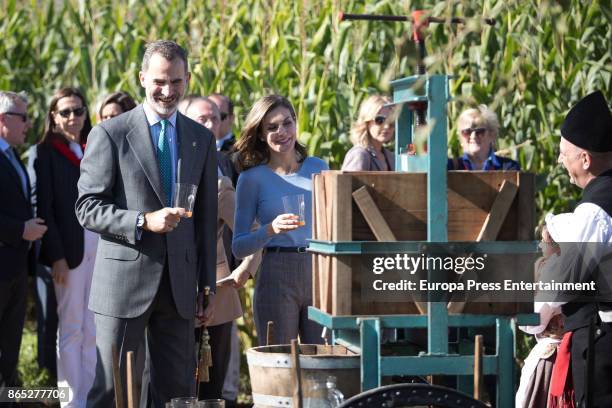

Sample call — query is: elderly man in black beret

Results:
[551,90,612,407]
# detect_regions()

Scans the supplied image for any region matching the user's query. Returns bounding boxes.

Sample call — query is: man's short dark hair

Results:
[142,40,188,73]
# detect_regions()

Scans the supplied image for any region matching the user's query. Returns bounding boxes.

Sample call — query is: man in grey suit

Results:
[76,40,217,407]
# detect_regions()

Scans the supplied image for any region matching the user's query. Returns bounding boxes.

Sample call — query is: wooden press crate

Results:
[311,171,535,316]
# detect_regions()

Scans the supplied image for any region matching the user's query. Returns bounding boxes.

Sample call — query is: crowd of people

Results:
[0,38,610,408]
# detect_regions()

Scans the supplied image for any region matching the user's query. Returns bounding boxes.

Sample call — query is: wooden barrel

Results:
[247,344,360,407]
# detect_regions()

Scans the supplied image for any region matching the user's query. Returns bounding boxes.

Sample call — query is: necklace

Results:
[275,162,299,175]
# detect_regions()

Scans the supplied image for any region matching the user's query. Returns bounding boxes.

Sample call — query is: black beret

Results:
[561,90,612,152]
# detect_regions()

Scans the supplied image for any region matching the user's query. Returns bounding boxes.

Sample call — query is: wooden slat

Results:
[314,174,333,312]
[290,339,303,408]
[332,173,352,241]
[323,172,334,313]
[351,186,427,314]
[448,180,519,313]
[324,171,333,240]
[332,256,352,315]
[474,334,484,401]
[352,186,396,241]
[331,173,352,315]
[312,175,322,309]
[476,180,519,241]
[517,172,535,240]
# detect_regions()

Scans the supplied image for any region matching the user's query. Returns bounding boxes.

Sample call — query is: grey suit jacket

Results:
[76,105,217,319]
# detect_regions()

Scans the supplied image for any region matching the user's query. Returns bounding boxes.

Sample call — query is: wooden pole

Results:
[126,350,135,408]
[111,345,125,408]
[266,321,275,346]
[474,335,484,401]
[290,339,303,408]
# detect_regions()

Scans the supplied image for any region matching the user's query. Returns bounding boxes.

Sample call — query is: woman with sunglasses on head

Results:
[96,91,137,122]
[233,95,328,346]
[448,105,520,170]
[34,87,96,407]
[342,95,395,171]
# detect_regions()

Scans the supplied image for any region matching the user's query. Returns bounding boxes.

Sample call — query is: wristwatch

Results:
[136,212,146,230]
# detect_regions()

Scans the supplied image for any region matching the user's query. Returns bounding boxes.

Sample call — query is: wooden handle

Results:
[111,345,125,408]
[290,339,303,408]
[126,351,135,408]
[474,335,484,401]
[266,321,275,346]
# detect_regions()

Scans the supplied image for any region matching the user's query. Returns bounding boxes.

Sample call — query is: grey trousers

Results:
[86,270,195,408]
[253,252,323,346]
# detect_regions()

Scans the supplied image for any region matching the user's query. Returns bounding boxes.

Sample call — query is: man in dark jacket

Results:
[0,90,47,386]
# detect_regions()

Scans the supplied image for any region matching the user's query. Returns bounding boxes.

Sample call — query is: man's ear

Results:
[138,71,146,87]
[582,151,592,170]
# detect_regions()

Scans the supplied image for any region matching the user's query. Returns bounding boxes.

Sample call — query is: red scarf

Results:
[51,139,85,167]
[548,331,575,407]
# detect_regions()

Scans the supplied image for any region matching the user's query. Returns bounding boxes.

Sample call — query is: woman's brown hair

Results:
[97,91,137,120]
[235,95,307,171]
[40,87,92,145]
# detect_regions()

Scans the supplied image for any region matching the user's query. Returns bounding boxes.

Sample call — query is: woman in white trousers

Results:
[35,87,97,407]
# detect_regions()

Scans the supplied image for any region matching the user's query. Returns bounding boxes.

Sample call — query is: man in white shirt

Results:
[555,90,612,407]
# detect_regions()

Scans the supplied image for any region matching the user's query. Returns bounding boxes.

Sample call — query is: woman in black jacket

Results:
[35,87,96,407]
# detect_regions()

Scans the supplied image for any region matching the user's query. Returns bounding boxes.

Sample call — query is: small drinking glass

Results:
[196,399,225,408]
[174,183,198,218]
[171,397,198,407]
[282,194,306,226]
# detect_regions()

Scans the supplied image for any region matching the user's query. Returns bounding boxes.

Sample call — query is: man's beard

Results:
[148,93,180,116]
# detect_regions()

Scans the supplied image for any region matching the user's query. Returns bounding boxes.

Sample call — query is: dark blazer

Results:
[0,149,33,280]
[219,134,235,153]
[217,151,237,184]
[76,105,218,319]
[34,142,84,269]
[218,134,239,185]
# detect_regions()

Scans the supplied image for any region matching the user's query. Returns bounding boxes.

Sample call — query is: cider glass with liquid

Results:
[174,183,198,218]
[282,194,305,227]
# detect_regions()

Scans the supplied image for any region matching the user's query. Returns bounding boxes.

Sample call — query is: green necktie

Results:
[157,119,172,206]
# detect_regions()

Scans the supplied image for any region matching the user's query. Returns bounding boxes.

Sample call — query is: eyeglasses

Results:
[220,112,229,121]
[57,107,87,118]
[460,127,487,137]
[198,115,220,124]
[3,111,28,122]
[373,116,387,125]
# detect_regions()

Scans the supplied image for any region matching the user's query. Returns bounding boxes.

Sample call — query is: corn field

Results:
[1,0,610,397]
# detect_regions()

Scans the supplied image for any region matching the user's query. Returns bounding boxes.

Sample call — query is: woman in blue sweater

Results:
[233,95,328,345]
